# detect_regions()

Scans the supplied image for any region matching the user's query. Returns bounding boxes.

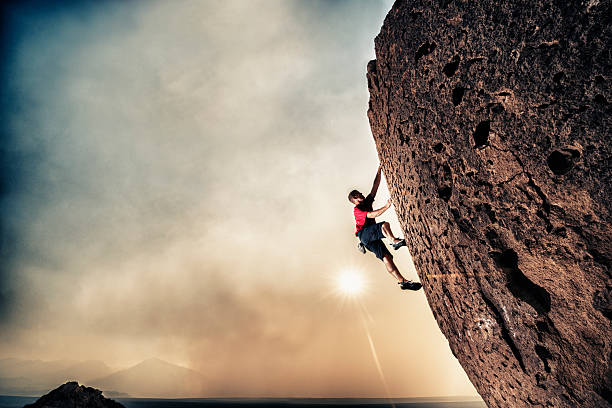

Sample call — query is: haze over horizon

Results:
[1,0,479,398]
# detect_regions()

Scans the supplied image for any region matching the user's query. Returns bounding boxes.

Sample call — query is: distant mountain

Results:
[55,360,114,383]
[0,358,78,381]
[88,358,206,398]
[0,358,114,396]
[0,357,205,398]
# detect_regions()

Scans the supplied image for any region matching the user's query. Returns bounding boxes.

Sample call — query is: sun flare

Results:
[336,269,365,296]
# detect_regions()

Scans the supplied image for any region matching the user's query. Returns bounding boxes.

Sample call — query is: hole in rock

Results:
[498,91,511,96]
[535,345,553,373]
[492,249,518,269]
[415,41,437,62]
[593,287,612,321]
[443,55,460,77]
[536,320,550,333]
[547,149,579,175]
[594,94,607,104]
[491,249,551,315]
[433,142,444,152]
[553,72,564,83]
[438,186,452,201]
[488,102,504,113]
[594,75,605,84]
[473,120,491,148]
[547,152,569,174]
[452,86,465,105]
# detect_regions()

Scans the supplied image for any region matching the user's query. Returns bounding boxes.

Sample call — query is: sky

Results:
[0,0,479,398]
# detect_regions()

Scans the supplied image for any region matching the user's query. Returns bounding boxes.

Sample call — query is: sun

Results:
[336,269,365,296]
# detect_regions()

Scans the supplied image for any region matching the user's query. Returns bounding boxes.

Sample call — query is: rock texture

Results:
[367,0,611,407]
[23,381,125,408]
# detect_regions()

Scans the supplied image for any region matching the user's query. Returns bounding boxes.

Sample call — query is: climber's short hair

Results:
[348,189,361,203]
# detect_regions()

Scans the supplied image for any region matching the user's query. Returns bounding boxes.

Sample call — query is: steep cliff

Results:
[367,0,611,407]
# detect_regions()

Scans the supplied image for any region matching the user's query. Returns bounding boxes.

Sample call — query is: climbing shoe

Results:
[357,242,366,254]
[391,239,406,250]
[399,280,422,291]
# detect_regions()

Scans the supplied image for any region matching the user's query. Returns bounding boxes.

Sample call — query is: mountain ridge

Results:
[0,357,206,398]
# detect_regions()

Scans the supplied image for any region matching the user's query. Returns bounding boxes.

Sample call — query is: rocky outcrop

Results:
[367,0,611,407]
[23,381,125,408]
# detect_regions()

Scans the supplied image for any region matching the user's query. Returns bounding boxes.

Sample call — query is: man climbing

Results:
[348,165,422,291]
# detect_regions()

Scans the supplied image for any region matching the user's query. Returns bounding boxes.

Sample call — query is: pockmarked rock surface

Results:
[366,0,611,406]
[23,381,125,408]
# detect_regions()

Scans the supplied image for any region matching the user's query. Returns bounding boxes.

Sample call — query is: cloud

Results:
[0,0,478,398]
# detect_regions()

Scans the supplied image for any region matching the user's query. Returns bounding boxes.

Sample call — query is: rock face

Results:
[367,0,611,407]
[23,381,125,408]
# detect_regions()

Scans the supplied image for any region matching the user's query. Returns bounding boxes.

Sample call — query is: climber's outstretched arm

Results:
[369,165,383,198]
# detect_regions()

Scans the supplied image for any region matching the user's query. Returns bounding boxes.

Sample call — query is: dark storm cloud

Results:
[0,0,138,324]
[0,1,39,325]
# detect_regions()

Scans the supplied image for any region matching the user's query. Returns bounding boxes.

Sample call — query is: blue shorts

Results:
[357,222,392,261]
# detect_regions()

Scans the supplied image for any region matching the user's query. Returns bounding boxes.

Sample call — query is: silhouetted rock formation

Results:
[367,0,611,407]
[23,381,125,408]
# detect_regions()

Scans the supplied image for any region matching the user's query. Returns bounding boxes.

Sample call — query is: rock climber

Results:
[348,165,422,291]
